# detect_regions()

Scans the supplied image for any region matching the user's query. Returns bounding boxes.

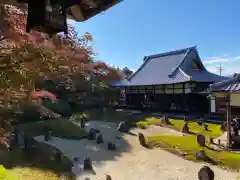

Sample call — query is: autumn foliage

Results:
[0,4,121,104]
[0,4,123,147]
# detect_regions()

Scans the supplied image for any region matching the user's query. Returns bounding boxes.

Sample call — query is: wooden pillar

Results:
[226,94,232,148]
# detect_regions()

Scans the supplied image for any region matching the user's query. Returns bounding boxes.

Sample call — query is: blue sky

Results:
[69,0,239,76]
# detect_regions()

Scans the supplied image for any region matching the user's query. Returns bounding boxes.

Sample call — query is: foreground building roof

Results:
[210,74,240,92]
[113,47,228,87]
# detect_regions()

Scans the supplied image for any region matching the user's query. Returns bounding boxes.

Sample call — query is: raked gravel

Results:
[34,121,239,180]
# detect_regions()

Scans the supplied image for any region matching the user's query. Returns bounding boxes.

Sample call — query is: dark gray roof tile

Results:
[210,74,240,92]
[188,70,229,82]
[127,50,188,85]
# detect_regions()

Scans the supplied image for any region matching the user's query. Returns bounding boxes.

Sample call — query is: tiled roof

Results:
[126,47,191,86]
[210,74,240,92]
[112,47,228,87]
[188,70,228,82]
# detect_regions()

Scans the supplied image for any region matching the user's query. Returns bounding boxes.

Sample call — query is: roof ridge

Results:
[168,48,192,78]
[145,46,197,60]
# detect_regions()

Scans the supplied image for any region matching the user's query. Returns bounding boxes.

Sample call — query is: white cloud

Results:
[203,57,231,64]
[203,56,240,65]
[203,55,240,76]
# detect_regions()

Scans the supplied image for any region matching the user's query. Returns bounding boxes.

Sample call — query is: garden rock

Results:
[197,121,203,126]
[117,121,130,132]
[209,137,214,144]
[196,150,209,161]
[88,130,96,140]
[198,166,215,180]
[90,128,100,134]
[83,157,93,170]
[106,175,112,180]
[138,133,147,147]
[108,142,116,151]
[96,134,103,144]
[182,123,189,133]
[197,134,206,147]
[162,116,171,125]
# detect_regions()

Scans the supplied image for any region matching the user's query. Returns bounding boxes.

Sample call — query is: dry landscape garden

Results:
[1,3,240,180]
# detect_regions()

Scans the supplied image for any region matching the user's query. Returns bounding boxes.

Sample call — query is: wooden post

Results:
[226,94,232,148]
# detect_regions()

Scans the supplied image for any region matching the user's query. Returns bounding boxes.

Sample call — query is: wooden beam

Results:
[226,94,232,148]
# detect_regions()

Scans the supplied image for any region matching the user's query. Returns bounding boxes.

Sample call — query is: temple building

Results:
[209,73,240,119]
[112,46,228,115]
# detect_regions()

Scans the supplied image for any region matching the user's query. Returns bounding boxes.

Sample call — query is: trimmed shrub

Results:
[42,98,72,117]
[19,103,42,123]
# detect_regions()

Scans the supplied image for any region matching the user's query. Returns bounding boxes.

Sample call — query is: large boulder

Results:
[198,166,215,180]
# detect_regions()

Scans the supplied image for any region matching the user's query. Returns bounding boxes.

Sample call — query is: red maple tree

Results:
[0,4,123,147]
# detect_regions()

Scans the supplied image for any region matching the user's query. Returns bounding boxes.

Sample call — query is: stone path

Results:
[34,121,239,180]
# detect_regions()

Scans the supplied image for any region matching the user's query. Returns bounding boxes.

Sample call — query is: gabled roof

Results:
[210,74,240,92]
[118,46,227,86]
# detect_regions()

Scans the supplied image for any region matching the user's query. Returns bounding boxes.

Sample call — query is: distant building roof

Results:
[112,46,228,87]
[210,74,240,92]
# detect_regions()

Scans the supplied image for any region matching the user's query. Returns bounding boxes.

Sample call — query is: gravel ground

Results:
[34,121,239,180]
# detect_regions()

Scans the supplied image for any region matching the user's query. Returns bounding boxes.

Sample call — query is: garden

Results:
[0,3,240,180]
[136,117,240,170]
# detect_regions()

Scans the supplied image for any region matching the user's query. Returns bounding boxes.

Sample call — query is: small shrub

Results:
[136,122,148,129]
[42,99,72,117]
